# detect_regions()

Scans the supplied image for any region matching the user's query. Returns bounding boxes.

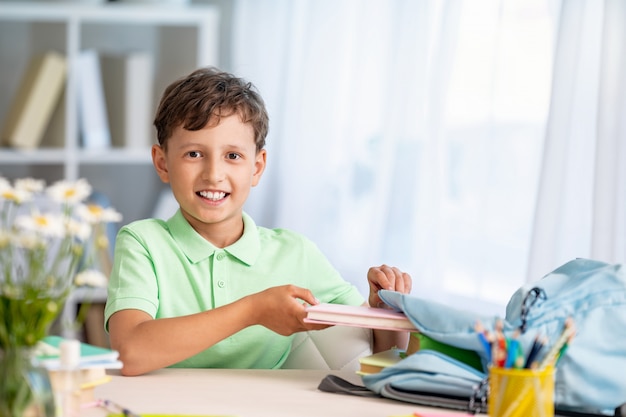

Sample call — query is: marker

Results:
[492,318,507,367]
[474,321,493,364]
[524,334,546,369]
[504,331,521,369]
[555,330,575,365]
[539,317,576,369]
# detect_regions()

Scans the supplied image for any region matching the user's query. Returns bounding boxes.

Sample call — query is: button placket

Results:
[213,251,227,292]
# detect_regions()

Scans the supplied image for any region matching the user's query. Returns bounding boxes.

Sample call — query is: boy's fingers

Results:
[289,286,319,309]
[391,267,407,293]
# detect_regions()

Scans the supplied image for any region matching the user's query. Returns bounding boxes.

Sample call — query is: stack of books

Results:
[35,335,123,404]
[357,347,406,375]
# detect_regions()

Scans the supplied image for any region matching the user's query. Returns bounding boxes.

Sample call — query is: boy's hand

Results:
[367,264,412,308]
[249,285,330,336]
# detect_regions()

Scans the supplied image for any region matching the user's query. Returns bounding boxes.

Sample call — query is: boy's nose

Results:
[203,160,225,182]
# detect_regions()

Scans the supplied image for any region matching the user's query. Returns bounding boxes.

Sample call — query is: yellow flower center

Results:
[88,204,103,215]
[1,190,16,200]
[34,215,49,227]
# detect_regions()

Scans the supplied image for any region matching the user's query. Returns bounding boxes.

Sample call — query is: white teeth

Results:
[199,191,226,200]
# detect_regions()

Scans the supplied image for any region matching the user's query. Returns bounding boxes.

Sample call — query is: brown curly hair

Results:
[153,67,269,152]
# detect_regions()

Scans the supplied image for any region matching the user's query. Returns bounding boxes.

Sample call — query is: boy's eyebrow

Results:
[225,143,253,152]
[173,141,205,151]
[174,142,253,153]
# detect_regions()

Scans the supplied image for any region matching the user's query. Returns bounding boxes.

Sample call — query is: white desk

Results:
[90,368,475,417]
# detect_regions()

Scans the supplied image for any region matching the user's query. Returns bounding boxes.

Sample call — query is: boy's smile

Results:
[198,190,227,201]
[152,114,266,247]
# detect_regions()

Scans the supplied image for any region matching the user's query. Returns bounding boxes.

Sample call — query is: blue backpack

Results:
[362,258,626,415]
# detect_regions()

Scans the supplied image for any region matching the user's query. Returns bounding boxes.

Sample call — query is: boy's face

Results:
[152,114,266,244]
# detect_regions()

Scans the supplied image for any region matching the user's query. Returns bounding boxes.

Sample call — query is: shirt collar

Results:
[167,210,260,266]
[225,212,261,266]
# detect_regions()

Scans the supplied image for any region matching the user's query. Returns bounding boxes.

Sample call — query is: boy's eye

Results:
[226,153,241,160]
[187,151,202,158]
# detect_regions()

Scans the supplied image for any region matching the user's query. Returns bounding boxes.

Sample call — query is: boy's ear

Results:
[152,144,170,184]
[252,149,267,187]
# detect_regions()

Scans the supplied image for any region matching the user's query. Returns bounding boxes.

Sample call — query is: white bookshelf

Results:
[0,1,219,178]
[0,0,220,221]
[0,1,220,343]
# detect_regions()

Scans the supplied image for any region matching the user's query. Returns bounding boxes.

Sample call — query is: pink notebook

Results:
[304,303,417,331]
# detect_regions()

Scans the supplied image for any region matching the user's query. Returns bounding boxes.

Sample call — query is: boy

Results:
[104,67,412,376]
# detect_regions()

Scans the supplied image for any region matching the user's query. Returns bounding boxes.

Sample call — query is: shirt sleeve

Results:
[104,225,160,331]
[300,237,365,306]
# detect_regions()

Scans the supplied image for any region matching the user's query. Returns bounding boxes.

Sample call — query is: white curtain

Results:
[527,0,626,280]
[230,0,620,314]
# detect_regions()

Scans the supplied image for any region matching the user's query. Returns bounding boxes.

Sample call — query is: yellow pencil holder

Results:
[488,366,555,417]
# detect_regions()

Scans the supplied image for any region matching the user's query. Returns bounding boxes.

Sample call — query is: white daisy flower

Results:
[0,177,10,192]
[14,212,66,238]
[76,203,123,224]
[1,176,123,349]
[11,232,45,250]
[74,269,108,287]
[65,218,92,241]
[15,178,45,194]
[46,178,92,205]
[0,185,32,204]
[3,178,45,204]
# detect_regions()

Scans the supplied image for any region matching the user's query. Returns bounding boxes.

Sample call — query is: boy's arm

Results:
[108,284,328,376]
[366,264,413,353]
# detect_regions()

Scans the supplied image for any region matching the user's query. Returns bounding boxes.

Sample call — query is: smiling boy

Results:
[104,67,411,376]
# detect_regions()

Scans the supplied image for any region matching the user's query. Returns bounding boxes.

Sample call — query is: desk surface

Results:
[90,368,475,417]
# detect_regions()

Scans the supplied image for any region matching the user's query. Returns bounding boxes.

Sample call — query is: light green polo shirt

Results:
[104,210,364,369]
